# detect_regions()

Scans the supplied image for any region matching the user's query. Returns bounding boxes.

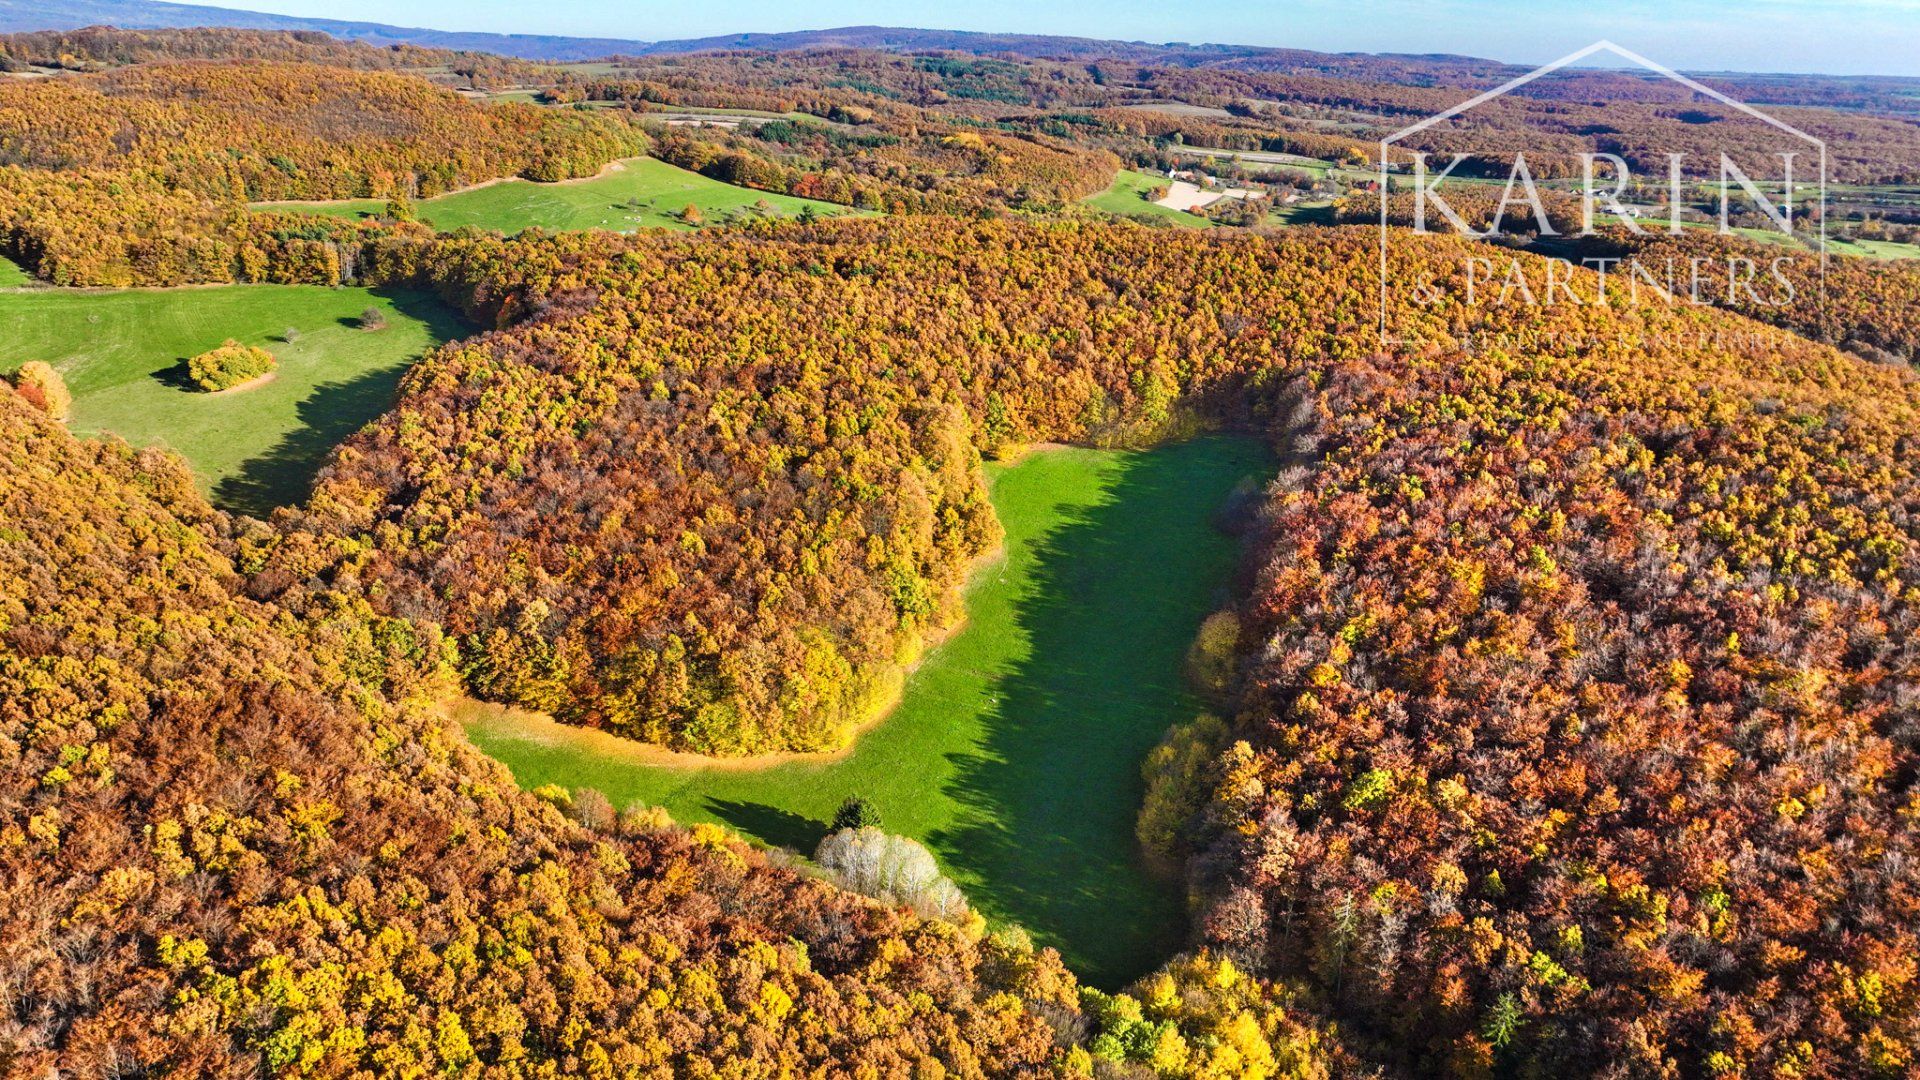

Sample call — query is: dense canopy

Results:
[7,24,1920,1078]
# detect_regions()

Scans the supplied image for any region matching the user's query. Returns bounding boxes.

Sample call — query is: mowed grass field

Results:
[255,157,855,233]
[0,255,31,287]
[465,435,1270,987]
[0,285,461,516]
[1082,169,1212,228]
[1828,236,1920,260]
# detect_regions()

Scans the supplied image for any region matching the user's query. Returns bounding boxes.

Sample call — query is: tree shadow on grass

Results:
[705,799,825,854]
[931,435,1270,989]
[150,359,198,392]
[212,288,466,519]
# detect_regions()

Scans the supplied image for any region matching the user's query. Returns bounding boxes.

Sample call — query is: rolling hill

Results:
[0,0,650,58]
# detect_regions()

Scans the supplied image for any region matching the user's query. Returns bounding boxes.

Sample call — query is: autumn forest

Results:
[5,15,1920,1080]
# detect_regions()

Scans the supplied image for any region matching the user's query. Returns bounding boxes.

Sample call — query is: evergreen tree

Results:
[832,795,879,832]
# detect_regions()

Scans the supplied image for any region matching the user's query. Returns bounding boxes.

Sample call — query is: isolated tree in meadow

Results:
[12,361,71,420]
[186,340,275,392]
[1184,611,1240,699]
[831,795,879,832]
[359,306,387,330]
[681,203,704,225]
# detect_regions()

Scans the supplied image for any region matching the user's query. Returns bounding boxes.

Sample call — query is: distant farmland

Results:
[253,157,856,233]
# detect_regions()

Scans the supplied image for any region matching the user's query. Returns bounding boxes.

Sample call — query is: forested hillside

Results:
[1186,247,1920,1075]
[7,23,1920,1078]
[255,217,1917,1076]
[0,58,645,285]
[566,48,1920,182]
[0,389,1102,1075]
[1601,230,1920,361]
[0,24,535,77]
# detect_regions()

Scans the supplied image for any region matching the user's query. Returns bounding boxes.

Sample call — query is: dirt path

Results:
[447,590,987,773]
[206,370,278,395]
[1154,180,1257,212]
[448,530,1018,773]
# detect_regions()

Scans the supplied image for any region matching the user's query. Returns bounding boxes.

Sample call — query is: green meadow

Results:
[465,435,1270,988]
[1081,169,1212,228]
[1828,235,1920,260]
[254,156,853,233]
[0,255,31,288]
[0,285,461,516]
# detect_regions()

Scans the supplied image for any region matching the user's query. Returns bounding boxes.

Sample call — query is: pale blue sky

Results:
[234,0,1920,76]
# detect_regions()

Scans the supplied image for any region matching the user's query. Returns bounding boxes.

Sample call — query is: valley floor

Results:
[464,435,1271,987]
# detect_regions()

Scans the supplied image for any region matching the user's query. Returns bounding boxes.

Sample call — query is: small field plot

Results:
[1268,202,1337,226]
[0,285,462,516]
[1082,170,1212,228]
[255,157,855,233]
[1829,236,1920,260]
[465,435,1271,988]
[0,255,31,287]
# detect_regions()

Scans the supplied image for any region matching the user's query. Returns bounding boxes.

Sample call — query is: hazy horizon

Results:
[208,0,1920,77]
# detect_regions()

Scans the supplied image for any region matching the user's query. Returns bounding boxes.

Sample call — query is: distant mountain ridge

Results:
[0,0,651,59]
[0,0,1477,66]
[7,0,1918,99]
[644,25,1268,61]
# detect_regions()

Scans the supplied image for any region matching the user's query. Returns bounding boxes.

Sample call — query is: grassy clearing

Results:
[642,104,817,121]
[255,157,856,233]
[465,435,1270,988]
[1727,226,1806,248]
[1269,202,1337,226]
[1828,236,1920,260]
[1181,146,1372,185]
[0,255,30,287]
[1082,170,1211,228]
[1584,217,1915,258]
[0,285,461,516]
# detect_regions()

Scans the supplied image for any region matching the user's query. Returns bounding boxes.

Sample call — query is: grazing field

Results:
[1179,145,1358,180]
[1118,101,1235,119]
[464,435,1270,987]
[1081,169,1212,228]
[1829,235,1920,259]
[1268,201,1338,226]
[254,156,855,232]
[0,285,461,516]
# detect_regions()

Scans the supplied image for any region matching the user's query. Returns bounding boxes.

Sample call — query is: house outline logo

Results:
[1375,39,1829,345]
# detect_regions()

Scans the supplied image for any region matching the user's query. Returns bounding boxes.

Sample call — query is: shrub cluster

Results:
[8,360,70,420]
[186,339,276,391]
[815,826,975,925]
